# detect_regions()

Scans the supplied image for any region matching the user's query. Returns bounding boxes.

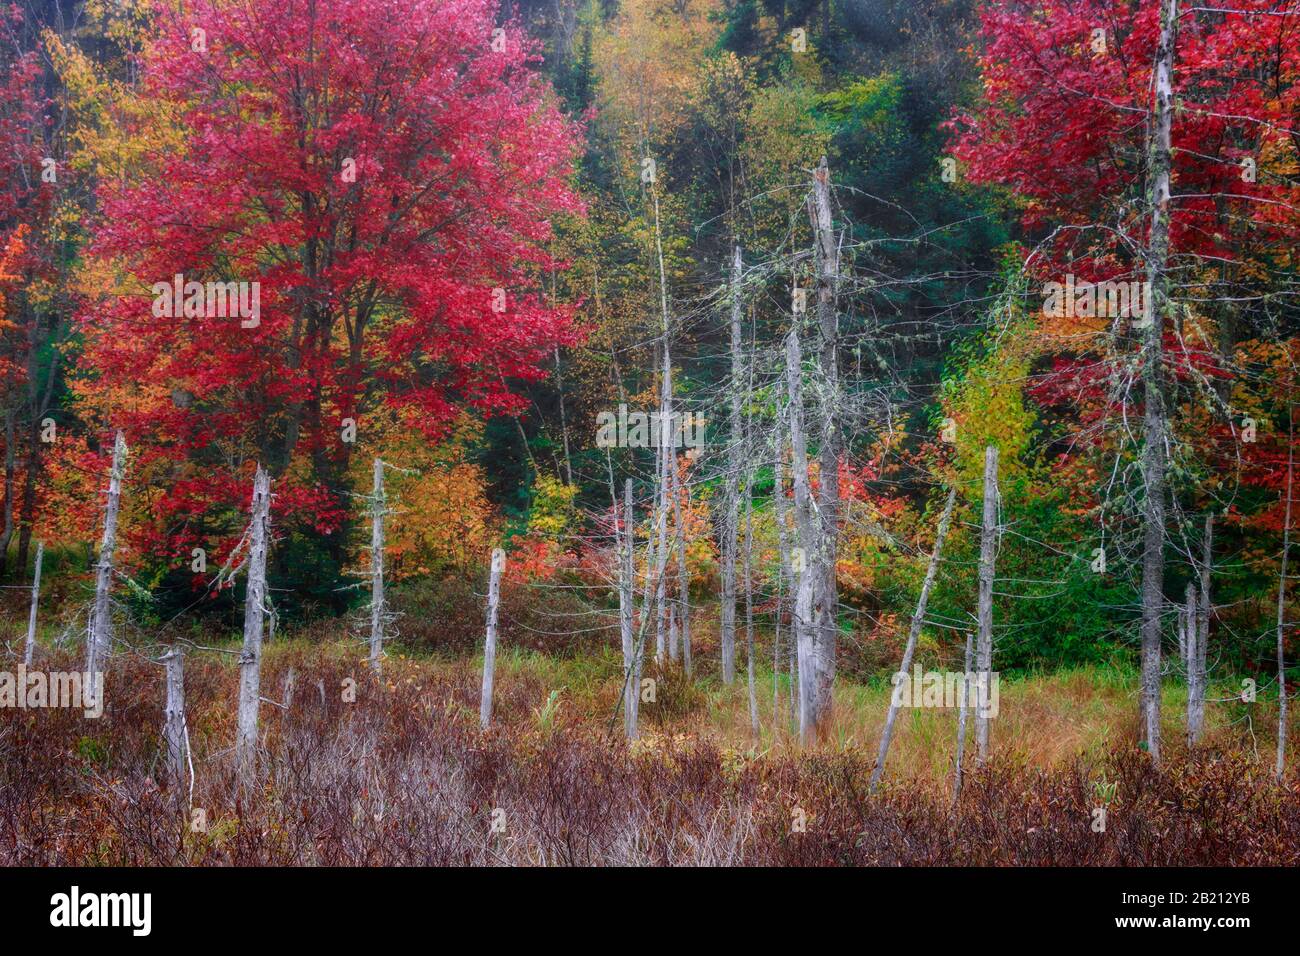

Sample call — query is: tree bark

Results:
[236,465,271,789]
[773,442,788,722]
[976,445,999,765]
[744,464,758,737]
[162,646,188,791]
[620,479,638,739]
[871,485,958,791]
[24,541,43,667]
[1139,0,1180,766]
[785,329,820,744]
[808,157,840,741]
[720,243,743,685]
[480,547,505,729]
[86,431,127,697]
[669,448,691,676]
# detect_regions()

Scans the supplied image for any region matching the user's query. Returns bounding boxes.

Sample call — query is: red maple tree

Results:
[78,0,584,559]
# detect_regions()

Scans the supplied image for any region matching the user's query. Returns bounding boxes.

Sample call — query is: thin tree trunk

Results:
[669,450,691,675]
[871,485,958,792]
[86,431,127,697]
[721,243,743,685]
[1139,0,1180,766]
[976,445,999,765]
[808,157,840,741]
[480,547,505,729]
[1276,402,1294,781]
[368,457,386,675]
[953,631,974,804]
[24,541,43,667]
[774,439,788,722]
[162,646,188,790]
[744,465,758,737]
[785,329,819,745]
[620,479,638,739]
[236,465,271,789]
[652,187,674,670]
[1177,592,1190,669]
[667,451,678,663]
[655,344,670,666]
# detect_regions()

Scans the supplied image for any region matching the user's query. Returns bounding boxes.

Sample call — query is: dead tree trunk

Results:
[785,328,819,744]
[720,243,743,685]
[808,157,840,741]
[774,395,797,725]
[953,631,974,804]
[871,485,958,792]
[480,547,505,729]
[86,430,127,696]
[655,343,670,666]
[669,451,691,675]
[976,445,999,765]
[24,540,43,667]
[236,465,271,789]
[162,646,188,791]
[744,466,758,737]
[1139,0,1180,766]
[773,443,789,721]
[666,453,679,664]
[620,479,638,739]
[1277,403,1294,780]
[652,187,674,670]
[368,457,386,675]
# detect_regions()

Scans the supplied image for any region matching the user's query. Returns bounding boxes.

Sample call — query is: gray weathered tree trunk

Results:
[24,540,43,667]
[655,342,671,666]
[236,465,271,788]
[744,465,759,737]
[652,187,674,669]
[671,451,692,676]
[720,243,743,685]
[480,547,505,729]
[976,445,999,765]
[1139,0,1180,766]
[162,646,188,790]
[785,329,819,744]
[86,430,127,697]
[773,445,788,721]
[368,457,386,675]
[807,158,840,741]
[620,479,638,739]
[871,485,958,791]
